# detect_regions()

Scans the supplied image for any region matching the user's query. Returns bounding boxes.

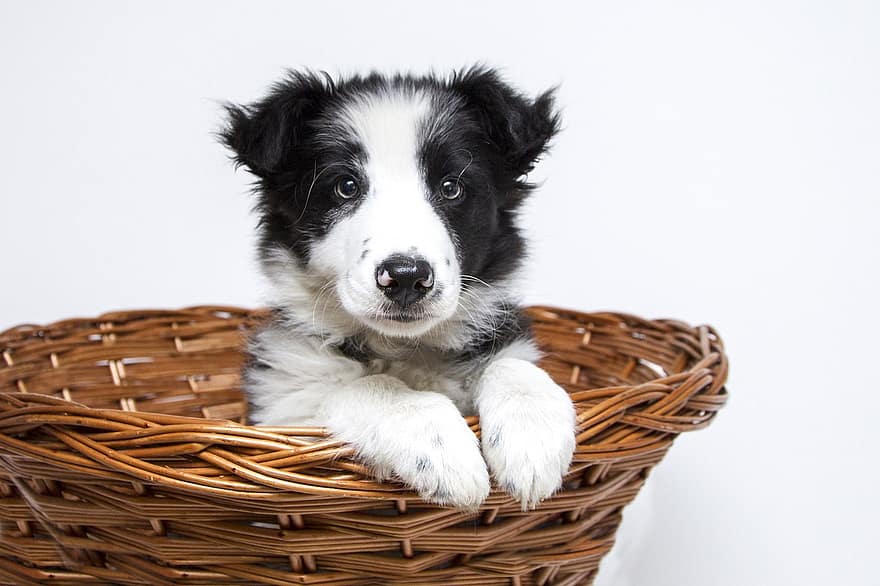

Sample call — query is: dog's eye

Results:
[334,177,360,199]
[439,179,464,200]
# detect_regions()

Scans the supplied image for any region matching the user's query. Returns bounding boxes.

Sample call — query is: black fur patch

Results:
[335,337,373,364]
[456,304,534,364]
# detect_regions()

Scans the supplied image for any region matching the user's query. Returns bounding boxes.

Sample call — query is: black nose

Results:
[376,255,434,308]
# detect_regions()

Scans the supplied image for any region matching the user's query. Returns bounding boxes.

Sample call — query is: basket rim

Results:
[0,305,728,503]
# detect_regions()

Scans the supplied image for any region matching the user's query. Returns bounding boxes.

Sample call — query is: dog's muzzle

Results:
[376,255,434,309]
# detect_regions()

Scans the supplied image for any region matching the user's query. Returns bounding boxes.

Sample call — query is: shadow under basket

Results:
[0,306,727,586]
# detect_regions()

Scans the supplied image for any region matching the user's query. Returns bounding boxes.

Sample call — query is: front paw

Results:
[389,414,491,510]
[324,375,491,510]
[476,358,577,510]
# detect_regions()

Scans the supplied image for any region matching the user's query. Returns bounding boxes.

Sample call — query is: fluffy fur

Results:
[223,67,576,510]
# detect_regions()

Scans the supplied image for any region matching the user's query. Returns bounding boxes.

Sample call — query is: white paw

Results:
[381,411,491,510]
[323,375,490,510]
[476,358,577,510]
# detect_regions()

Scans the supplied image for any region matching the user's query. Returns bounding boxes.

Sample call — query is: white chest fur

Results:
[369,355,476,415]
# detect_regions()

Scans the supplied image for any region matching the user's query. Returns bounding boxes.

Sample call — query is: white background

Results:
[1,1,878,584]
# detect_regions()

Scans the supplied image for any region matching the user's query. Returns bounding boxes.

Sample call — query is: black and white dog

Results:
[222,67,576,510]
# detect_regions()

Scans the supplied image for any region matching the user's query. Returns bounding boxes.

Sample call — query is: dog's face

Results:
[223,68,558,339]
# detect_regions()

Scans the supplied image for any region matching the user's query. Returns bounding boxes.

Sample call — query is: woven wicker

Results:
[0,306,727,585]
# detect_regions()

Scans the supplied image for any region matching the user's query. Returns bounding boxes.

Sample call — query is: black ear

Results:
[452,66,561,178]
[220,71,332,177]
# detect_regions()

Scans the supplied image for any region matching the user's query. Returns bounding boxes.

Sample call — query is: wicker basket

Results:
[0,306,727,585]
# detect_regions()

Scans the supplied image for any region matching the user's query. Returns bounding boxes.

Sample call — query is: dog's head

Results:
[223,67,559,340]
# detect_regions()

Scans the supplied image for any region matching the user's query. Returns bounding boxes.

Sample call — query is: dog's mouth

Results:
[371,310,436,324]
[355,305,445,338]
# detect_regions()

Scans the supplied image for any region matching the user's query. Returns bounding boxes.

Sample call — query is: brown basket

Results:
[0,306,727,585]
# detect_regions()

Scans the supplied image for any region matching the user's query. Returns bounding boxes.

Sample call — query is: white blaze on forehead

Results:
[335,91,455,263]
[338,91,429,184]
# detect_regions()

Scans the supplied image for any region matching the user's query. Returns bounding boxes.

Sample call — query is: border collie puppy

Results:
[222,67,576,510]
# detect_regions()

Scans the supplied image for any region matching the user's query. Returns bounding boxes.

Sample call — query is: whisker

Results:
[311,280,337,342]
[456,151,474,182]
[296,162,342,224]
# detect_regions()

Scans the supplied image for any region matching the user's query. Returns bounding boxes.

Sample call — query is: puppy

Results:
[222,67,576,510]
